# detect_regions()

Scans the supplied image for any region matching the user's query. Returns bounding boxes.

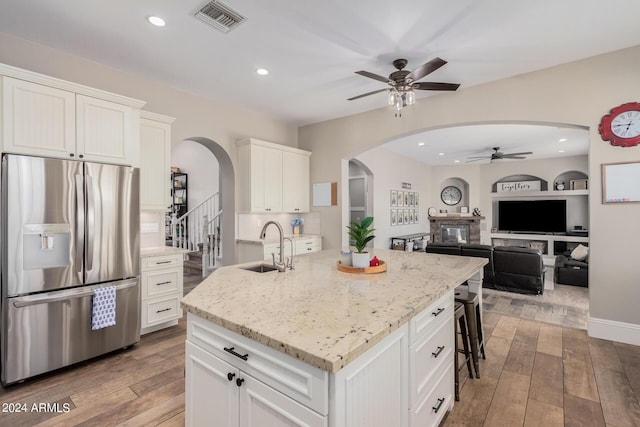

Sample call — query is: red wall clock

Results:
[599,102,640,147]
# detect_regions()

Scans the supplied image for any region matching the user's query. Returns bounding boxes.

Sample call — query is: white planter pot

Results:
[352,252,370,268]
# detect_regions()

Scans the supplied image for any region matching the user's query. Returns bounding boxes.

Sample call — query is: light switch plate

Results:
[141,222,159,233]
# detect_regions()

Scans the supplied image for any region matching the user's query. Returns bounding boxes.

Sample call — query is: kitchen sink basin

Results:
[241,263,280,273]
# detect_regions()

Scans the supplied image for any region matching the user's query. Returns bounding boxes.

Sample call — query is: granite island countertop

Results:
[181,248,486,374]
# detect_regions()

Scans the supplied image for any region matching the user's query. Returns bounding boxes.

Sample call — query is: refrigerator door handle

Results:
[11,279,138,308]
[86,174,95,271]
[75,174,85,273]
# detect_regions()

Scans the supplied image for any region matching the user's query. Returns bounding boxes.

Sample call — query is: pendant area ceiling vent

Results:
[195,0,246,33]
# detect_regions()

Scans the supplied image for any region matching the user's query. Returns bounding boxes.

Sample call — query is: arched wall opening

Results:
[184,136,236,266]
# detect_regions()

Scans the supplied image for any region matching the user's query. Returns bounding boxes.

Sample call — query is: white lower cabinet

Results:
[237,236,322,264]
[140,253,184,334]
[185,290,455,427]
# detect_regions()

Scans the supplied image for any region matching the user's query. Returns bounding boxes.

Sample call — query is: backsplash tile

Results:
[237,212,321,239]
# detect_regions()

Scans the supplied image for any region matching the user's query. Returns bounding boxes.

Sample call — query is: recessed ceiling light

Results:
[558,149,565,153]
[418,142,425,146]
[256,68,269,76]
[147,16,166,27]
[559,138,567,142]
[438,152,445,156]
[454,160,460,163]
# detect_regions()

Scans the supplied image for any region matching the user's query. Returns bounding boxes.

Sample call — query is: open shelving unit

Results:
[165,172,188,246]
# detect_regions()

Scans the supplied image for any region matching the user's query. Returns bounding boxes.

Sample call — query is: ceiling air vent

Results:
[195,0,246,33]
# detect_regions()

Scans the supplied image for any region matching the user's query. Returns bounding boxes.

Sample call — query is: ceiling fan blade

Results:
[466,156,490,159]
[413,82,460,91]
[465,158,487,163]
[502,151,533,156]
[502,156,527,159]
[407,57,447,82]
[355,70,392,84]
[347,88,388,101]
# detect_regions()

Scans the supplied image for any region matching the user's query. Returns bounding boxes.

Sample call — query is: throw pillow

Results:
[570,244,589,261]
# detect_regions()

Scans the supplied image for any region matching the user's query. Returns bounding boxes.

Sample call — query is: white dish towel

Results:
[91,285,116,330]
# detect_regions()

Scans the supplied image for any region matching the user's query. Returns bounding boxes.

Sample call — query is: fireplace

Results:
[429,216,485,244]
[441,224,470,244]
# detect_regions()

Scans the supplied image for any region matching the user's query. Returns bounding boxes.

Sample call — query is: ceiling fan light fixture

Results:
[405,89,415,105]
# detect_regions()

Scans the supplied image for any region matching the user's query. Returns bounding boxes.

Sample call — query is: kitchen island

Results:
[181,248,486,427]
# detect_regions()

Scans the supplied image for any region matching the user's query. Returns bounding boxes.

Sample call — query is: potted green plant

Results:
[347,216,376,268]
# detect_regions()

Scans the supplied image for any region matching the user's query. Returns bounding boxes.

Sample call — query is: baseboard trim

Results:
[588,316,640,346]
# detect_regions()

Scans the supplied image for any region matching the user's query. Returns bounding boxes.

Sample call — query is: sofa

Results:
[425,242,545,294]
[554,251,588,287]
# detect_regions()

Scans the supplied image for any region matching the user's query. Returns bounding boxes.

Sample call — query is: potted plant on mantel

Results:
[347,216,376,268]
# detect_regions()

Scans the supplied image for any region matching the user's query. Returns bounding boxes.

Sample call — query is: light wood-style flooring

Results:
[1,274,638,426]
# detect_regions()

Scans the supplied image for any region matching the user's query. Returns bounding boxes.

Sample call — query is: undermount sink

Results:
[241,263,280,273]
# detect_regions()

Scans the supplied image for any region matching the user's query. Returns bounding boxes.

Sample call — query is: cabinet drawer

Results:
[142,254,183,271]
[409,290,453,345]
[142,295,182,327]
[410,361,454,427]
[409,315,454,404]
[294,238,322,254]
[142,269,181,299]
[188,313,328,415]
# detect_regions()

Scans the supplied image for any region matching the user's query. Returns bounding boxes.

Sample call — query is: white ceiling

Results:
[0,0,637,162]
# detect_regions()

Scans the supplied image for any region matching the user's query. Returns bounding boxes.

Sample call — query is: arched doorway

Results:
[182,137,235,267]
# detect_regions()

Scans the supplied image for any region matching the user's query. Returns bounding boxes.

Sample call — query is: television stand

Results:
[490,232,589,258]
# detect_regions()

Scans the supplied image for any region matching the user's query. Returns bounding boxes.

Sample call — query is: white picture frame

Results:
[390,190,397,207]
[398,191,404,207]
[391,209,397,226]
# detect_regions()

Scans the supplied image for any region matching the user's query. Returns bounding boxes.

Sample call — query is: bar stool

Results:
[454,301,474,401]
[454,285,486,378]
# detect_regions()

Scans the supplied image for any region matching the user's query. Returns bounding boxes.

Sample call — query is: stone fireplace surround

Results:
[429,216,485,244]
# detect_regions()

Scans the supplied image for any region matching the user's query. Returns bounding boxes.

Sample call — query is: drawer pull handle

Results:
[432,346,445,358]
[156,281,172,286]
[236,378,245,387]
[155,261,172,264]
[432,397,445,413]
[156,308,172,313]
[431,307,445,317]
[227,372,235,381]
[224,346,249,361]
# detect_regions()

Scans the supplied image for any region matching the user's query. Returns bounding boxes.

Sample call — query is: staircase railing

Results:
[171,192,223,277]
[201,212,222,277]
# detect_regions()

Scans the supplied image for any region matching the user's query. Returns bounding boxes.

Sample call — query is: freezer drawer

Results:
[1,278,140,385]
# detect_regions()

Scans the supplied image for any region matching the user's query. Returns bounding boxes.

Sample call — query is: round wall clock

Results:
[599,102,640,147]
[440,185,462,206]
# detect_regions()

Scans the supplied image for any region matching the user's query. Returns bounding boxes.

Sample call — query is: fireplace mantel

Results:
[429,216,486,244]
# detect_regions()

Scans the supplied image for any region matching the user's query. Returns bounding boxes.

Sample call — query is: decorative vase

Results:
[352,252,370,268]
[340,250,352,266]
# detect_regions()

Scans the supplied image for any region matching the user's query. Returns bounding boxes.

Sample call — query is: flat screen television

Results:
[498,200,567,233]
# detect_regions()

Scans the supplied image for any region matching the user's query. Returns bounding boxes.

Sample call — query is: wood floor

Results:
[1,274,638,426]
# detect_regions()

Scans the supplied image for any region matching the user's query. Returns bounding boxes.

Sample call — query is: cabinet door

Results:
[250,144,282,212]
[186,341,239,427]
[282,151,310,213]
[140,118,171,210]
[2,77,76,158]
[239,374,326,427]
[76,94,138,166]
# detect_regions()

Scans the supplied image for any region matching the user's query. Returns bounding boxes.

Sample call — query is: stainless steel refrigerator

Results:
[1,154,140,385]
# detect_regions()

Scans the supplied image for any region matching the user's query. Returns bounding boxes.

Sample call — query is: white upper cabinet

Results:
[139,112,174,211]
[76,95,139,166]
[2,77,76,157]
[1,64,145,166]
[237,138,311,213]
[282,151,310,213]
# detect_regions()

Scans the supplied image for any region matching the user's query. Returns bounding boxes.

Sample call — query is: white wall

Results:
[355,148,432,249]
[171,139,220,211]
[299,46,640,343]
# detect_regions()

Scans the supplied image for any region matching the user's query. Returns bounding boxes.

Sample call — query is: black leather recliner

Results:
[554,253,588,287]
[493,246,545,295]
[425,242,462,255]
[461,244,496,289]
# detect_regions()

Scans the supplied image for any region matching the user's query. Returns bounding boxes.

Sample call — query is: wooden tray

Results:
[337,260,387,274]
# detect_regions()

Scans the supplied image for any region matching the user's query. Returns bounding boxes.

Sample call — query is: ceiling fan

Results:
[466,147,533,162]
[347,57,460,114]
